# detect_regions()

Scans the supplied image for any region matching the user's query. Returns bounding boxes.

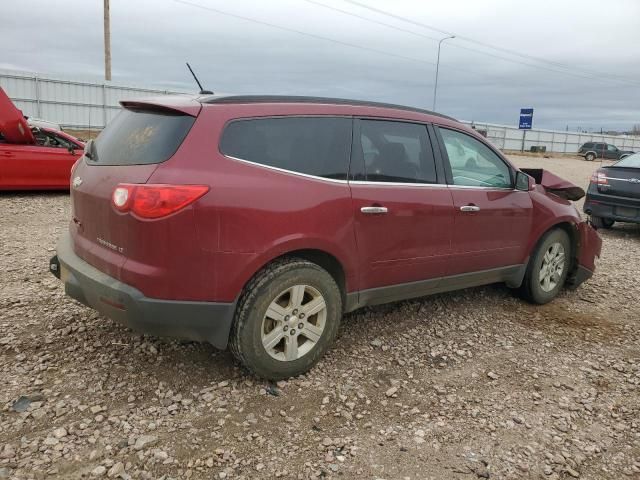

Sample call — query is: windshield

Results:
[613,152,640,168]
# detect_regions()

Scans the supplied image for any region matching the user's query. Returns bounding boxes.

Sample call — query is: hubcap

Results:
[539,242,566,292]
[261,284,327,361]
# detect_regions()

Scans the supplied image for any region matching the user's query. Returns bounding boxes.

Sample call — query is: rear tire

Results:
[229,258,342,380]
[519,229,571,304]
[591,216,614,229]
[585,152,596,161]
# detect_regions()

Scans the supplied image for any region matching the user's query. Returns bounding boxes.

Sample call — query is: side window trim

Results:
[433,125,515,189]
[426,123,447,184]
[349,117,441,185]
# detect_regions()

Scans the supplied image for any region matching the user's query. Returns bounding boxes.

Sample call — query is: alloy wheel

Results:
[539,242,566,292]
[261,284,327,361]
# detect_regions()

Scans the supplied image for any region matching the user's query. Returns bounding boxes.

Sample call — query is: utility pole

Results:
[104,0,111,81]
[432,35,455,112]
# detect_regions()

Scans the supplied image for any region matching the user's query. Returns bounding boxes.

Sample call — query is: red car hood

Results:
[0,87,35,144]
[521,168,585,201]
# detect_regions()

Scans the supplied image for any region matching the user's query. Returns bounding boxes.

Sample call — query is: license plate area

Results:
[616,206,638,218]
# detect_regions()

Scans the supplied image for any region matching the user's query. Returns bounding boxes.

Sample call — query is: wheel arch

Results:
[529,220,580,277]
[236,246,351,312]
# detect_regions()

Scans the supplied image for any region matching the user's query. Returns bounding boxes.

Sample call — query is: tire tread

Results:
[229,257,341,379]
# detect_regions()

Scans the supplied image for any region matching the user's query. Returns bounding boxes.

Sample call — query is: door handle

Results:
[361,206,388,214]
[460,205,480,212]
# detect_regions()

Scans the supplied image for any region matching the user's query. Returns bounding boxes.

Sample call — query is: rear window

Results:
[220,117,351,180]
[613,152,640,168]
[92,108,195,165]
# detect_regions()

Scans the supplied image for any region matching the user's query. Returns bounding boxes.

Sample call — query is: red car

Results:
[50,95,602,379]
[0,88,84,190]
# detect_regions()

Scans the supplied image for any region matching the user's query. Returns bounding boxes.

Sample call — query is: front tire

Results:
[520,229,571,304]
[585,152,596,161]
[229,258,342,380]
[591,216,614,229]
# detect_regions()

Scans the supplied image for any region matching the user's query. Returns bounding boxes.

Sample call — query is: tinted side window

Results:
[220,117,351,180]
[439,128,512,188]
[354,120,437,183]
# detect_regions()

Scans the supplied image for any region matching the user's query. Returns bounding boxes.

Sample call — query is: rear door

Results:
[349,119,453,297]
[434,126,533,275]
[70,105,198,279]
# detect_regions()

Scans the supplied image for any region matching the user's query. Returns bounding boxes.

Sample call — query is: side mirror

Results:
[515,170,535,191]
[67,144,76,155]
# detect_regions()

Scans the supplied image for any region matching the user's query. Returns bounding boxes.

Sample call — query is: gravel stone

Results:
[0,156,638,479]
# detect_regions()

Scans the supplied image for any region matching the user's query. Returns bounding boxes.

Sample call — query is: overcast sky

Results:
[2,0,639,130]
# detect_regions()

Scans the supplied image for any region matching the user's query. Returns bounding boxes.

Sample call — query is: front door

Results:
[349,119,453,300]
[8,142,75,188]
[606,144,619,160]
[435,126,533,275]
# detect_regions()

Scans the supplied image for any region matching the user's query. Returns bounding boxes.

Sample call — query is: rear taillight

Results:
[112,184,209,219]
[590,170,608,186]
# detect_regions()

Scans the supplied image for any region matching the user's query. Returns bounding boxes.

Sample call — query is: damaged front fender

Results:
[521,168,586,201]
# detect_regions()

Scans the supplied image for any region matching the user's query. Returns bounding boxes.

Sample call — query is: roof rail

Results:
[200,95,456,121]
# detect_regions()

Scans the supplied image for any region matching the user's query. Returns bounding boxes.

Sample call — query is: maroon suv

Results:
[51,95,602,379]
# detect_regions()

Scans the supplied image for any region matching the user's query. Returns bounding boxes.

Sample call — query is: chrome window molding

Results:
[447,184,515,191]
[349,180,445,188]
[222,154,349,184]
[223,155,517,191]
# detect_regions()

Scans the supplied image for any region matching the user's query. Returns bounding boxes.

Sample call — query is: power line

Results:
[302,0,442,43]
[303,0,640,86]
[171,0,437,68]
[171,0,637,91]
[341,0,640,87]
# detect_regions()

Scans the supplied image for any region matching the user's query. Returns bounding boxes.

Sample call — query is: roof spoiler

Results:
[120,96,202,117]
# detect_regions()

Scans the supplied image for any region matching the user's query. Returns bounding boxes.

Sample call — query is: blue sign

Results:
[519,108,534,129]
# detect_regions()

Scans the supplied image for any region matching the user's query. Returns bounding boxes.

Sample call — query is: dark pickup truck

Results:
[578,142,634,162]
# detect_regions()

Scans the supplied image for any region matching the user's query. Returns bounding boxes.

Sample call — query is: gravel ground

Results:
[1,155,639,480]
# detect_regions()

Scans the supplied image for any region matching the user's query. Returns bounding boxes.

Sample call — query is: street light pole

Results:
[432,35,455,112]
[104,0,111,81]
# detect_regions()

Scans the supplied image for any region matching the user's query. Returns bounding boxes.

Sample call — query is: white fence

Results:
[0,69,187,129]
[460,121,640,154]
[2,69,639,153]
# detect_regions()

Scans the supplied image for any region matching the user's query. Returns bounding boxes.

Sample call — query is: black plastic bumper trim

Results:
[53,232,236,350]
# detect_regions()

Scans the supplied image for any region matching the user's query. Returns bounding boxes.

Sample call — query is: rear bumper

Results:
[51,232,236,349]
[584,190,640,224]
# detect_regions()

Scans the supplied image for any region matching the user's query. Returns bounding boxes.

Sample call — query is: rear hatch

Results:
[601,166,640,199]
[70,101,199,279]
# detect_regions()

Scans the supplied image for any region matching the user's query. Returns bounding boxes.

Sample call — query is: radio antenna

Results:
[186,62,213,95]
